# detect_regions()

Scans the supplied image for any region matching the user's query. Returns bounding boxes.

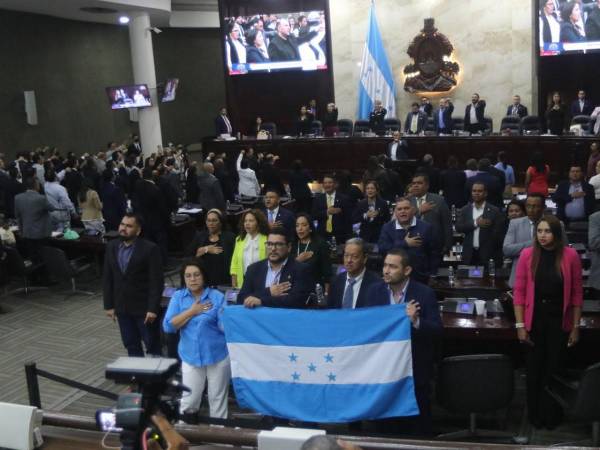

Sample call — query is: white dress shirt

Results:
[390,141,399,161]
[472,202,486,249]
[469,104,478,124]
[242,234,260,274]
[344,268,366,309]
[236,153,261,197]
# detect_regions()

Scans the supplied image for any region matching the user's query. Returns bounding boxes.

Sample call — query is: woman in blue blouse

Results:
[163,260,230,418]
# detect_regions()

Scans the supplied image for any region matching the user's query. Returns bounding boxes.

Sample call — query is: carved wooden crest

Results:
[403,18,460,93]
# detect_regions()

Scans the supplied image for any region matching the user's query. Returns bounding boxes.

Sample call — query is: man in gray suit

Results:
[14,176,55,261]
[588,210,600,291]
[409,173,453,255]
[197,162,226,213]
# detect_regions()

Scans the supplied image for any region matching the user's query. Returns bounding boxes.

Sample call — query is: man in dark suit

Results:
[263,190,295,237]
[1,166,24,219]
[433,98,454,135]
[570,90,594,117]
[312,174,352,243]
[328,238,380,309]
[267,18,317,62]
[456,182,505,266]
[419,96,433,116]
[366,248,442,435]
[404,103,428,135]
[586,1,600,41]
[378,197,440,284]
[465,158,504,208]
[99,169,127,231]
[506,95,528,118]
[387,131,409,161]
[127,134,142,156]
[464,93,486,135]
[261,154,286,196]
[238,228,313,308]
[553,164,595,225]
[215,107,234,136]
[132,168,170,264]
[103,213,163,357]
[196,162,226,213]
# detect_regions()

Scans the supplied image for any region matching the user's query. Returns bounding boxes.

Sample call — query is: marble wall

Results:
[329,0,536,131]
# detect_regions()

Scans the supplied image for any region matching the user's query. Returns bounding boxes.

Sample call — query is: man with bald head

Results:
[197,161,226,212]
[268,17,318,62]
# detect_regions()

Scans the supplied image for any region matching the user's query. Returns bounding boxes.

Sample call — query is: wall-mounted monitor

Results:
[538,0,600,56]
[222,11,328,75]
[161,78,179,103]
[106,84,152,109]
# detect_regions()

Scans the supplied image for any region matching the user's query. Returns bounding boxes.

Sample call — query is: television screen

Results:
[161,78,179,103]
[106,84,152,109]
[538,0,600,56]
[222,11,328,75]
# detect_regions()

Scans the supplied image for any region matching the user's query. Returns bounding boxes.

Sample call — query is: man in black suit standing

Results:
[570,90,594,117]
[215,107,234,136]
[328,238,380,309]
[506,95,528,118]
[387,131,409,161]
[267,18,317,62]
[312,174,352,243]
[419,96,433,116]
[238,228,313,308]
[128,134,142,156]
[404,103,428,135]
[103,213,163,357]
[433,98,454,135]
[260,154,286,196]
[464,93,486,135]
[263,190,295,237]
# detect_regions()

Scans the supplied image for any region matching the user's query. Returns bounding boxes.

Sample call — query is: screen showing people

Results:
[539,0,600,55]
[161,78,179,103]
[106,85,152,109]
[223,11,328,75]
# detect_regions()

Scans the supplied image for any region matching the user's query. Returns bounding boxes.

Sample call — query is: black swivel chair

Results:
[353,120,371,135]
[520,115,542,135]
[40,246,94,295]
[571,115,592,134]
[452,117,464,131]
[384,118,400,132]
[546,362,600,447]
[261,122,277,137]
[4,247,47,296]
[500,116,521,135]
[425,117,436,133]
[311,120,323,136]
[437,354,515,441]
[337,119,353,135]
[483,116,493,135]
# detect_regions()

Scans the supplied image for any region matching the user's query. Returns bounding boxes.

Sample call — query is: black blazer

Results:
[586,8,600,41]
[560,21,586,44]
[365,280,442,387]
[262,206,296,236]
[404,111,428,134]
[237,258,314,308]
[215,115,233,135]
[439,168,467,208]
[291,237,332,288]
[420,103,433,116]
[288,169,312,203]
[132,179,169,233]
[369,108,387,134]
[261,163,286,196]
[328,269,380,309]
[464,101,486,127]
[246,46,270,63]
[99,181,127,231]
[387,139,409,161]
[311,191,352,242]
[295,114,314,136]
[103,238,164,316]
[570,99,594,117]
[506,104,528,118]
[185,230,235,285]
[433,103,454,134]
[455,202,505,265]
[352,197,391,243]
[545,105,567,135]
[553,180,595,223]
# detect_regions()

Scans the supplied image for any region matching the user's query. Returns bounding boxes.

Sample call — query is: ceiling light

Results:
[119,16,130,24]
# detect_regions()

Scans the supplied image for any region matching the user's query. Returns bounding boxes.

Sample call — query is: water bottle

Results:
[493,298,501,320]
[488,259,496,279]
[315,284,326,307]
[448,265,455,286]
[330,236,337,258]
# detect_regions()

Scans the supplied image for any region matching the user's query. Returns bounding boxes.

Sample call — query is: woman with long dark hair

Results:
[352,180,390,243]
[545,92,567,135]
[513,215,582,428]
[525,152,550,197]
[230,209,269,288]
[291,213,332,293]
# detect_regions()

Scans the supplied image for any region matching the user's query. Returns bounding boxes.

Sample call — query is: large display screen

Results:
[106,84,151,109]
[222,11,328,75]
[539,0,600,56]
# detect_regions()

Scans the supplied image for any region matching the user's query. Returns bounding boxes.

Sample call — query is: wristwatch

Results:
[515,322,525,329]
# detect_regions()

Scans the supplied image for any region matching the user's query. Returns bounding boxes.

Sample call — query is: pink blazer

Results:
[513,246,582,332]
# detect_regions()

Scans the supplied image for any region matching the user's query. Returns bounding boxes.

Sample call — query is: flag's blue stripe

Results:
[232,376,419,423]
[223,305,411,346]
[366,5,395,94]
[357,79,374,120]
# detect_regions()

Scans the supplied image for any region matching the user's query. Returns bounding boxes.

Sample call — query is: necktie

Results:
[342,277,356,309]
[410,114,418,133]
[268,210,274,224]
[223,115,232,133]
[326,195,333,233]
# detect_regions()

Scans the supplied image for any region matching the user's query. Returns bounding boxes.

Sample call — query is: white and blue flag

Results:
[222,305,418,423]
[357,3,396,120]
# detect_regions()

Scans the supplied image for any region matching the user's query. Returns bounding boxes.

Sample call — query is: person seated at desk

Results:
[353,180,390,244]
[312,174,353,244]
[162,260,231,419]
[322,102,339,137]
[434,98,454,135]
[456,182,505,266]
[237,228,313,308]
[328,237,380,309]
[262,189,295,236]
[296,105,314,136]
[292,213,332,294]
[186,209,235,287]
[387,131,408,161]
[230,209,269,288]
[249,116,267,137]
[369,100,387,135]
[378,197,440,284]
[506,94,528,118]
[513,215,582,429]
[553,165,595,226]
[366,248,442,436]
[404,102,428,135]
[236,150,261,199]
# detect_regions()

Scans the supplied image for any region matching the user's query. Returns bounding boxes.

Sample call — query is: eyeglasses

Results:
[265,242,287,248]
[184,273,203,279]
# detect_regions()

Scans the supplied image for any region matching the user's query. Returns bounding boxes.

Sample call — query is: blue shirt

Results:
[566,182,585,219]
[162,287,228,367]
[117,241,135,273]
[265,259,286,288]
[438,109,445,129]
[494,162,515,185]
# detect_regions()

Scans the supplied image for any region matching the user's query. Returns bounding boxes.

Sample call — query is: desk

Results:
[204,135,594,182]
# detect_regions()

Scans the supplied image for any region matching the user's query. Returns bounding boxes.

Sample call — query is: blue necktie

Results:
[342,277,357,309]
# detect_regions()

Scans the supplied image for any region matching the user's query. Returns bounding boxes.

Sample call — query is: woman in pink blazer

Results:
[513,214,582,429]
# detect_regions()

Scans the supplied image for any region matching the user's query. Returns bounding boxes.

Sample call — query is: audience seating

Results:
[337,119,353,135]
[436,354,515,441]
[353,120,371,135]
[571,115,592,134]
[311,120,323,136]
[3,247,47,296]
[383,118,400,132]
[451,118,464,131]
[261,122,277,136]
[40,246,94,296]
[500,116,521,134]
[546,362,600,447]
[520,115,542,135]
